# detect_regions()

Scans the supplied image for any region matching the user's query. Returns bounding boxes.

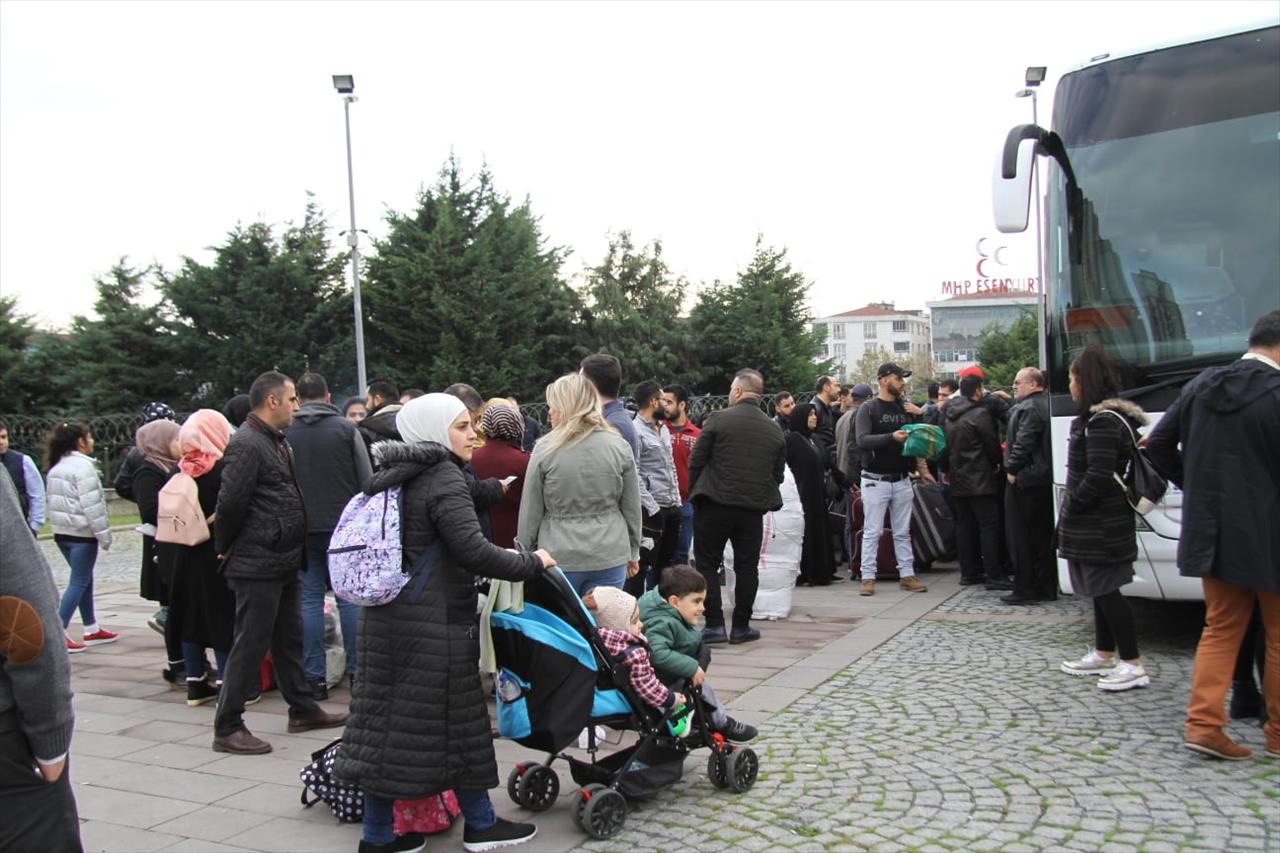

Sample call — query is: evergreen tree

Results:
[849,346,893,386]
[362,157,583,400]
[65,261,184,412]
[579,231,690,387]
[688,237,832,394]
[976,309,1038,387]
[164,198,355,404]
[0,296,35,410]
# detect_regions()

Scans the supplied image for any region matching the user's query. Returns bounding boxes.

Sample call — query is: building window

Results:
[864,322,877,339]
[832,343,846,361]
[893,341,910,353]
[832,323,845,340]
[865,342,879,353]
[892,320,907,332]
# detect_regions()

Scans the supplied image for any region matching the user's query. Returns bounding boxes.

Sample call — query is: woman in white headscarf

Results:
[334,393,555,853]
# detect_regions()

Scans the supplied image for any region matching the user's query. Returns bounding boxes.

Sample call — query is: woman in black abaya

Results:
[787,403,836,586]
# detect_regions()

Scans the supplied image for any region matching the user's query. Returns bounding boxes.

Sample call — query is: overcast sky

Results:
[1,0,1274,329]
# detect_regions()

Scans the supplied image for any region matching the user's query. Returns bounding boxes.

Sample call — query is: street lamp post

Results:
[1017,65,1047,369]
[332,74,367,396]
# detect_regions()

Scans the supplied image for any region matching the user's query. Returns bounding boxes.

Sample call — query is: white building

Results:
[926,290,1039,379]
[813,303,931,382]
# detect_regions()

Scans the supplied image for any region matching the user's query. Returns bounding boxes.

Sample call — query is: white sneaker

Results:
[1098,661,1150,692]
[1060,649,1117,676]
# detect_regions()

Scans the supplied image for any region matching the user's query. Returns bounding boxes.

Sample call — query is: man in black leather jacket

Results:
[1001,367,1056,604]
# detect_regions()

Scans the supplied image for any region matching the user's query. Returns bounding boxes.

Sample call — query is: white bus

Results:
[993,20,1280,600]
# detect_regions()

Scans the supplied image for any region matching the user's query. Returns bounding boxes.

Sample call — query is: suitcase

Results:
[848,488,901,579]
[911,480,956,568]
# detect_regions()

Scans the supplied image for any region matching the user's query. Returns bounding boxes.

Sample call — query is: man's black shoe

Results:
[358,833,426,853]
[1000,593,1040,605]
[958,576,984,586]
[728,627,761,645]
[702,626,728,645]
[310,677,328,701]
[984,579,1015,591]
[463,817,536,852]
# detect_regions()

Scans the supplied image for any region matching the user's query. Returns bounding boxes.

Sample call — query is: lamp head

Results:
[332,74,355,94]
[1024,66,1047,87]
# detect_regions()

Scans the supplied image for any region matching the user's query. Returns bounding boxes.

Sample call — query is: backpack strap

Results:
[1087,408,1138,448]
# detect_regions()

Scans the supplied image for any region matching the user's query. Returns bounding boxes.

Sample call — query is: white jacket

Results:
[45,452,112,550]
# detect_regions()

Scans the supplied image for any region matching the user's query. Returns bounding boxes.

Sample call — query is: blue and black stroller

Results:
[489,568,760,839]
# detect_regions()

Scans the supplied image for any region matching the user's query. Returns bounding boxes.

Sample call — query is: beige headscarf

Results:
[135,420,181,473]
[587,586,639,634]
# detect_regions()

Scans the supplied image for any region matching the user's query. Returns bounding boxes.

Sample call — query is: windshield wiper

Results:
[1122,367,1208,400]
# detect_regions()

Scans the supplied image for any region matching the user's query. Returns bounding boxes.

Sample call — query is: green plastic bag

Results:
[901,423,946,460]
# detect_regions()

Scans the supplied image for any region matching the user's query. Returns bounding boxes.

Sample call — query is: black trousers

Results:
[213,576,320,738]
[954,494,1002,583]
[1006,484,1057,598]
[0,727,82,853]
[692,500,764,630]
[625,504,683,597]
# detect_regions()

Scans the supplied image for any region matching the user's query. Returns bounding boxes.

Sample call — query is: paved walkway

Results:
[43,536,1280,851]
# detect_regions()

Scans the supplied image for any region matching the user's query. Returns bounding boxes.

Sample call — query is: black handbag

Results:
[1088,410,1168,516]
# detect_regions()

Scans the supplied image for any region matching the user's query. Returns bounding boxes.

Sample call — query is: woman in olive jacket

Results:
[335,393,555,853]
[1056,345,1150,692]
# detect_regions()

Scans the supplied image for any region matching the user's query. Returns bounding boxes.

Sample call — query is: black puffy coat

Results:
[1056,399,1144,565]
[942,396,1002,497]
[214,414,307,581]
[1145,358,1280,592]
[688,398,786,512]
[333,440,543,800]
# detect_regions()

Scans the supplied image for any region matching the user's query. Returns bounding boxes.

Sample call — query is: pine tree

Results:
[0,296,35,410]
[689,237,832,394]
[362,157,583,400]
[976,309,1038,387]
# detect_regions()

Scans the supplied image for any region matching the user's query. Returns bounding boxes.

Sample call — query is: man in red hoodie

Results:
[662,384,701,565]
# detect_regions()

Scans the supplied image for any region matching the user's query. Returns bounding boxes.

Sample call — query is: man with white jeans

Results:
[853,363,928,596]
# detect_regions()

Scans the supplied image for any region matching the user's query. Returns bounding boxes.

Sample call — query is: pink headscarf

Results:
[178,409,232,478]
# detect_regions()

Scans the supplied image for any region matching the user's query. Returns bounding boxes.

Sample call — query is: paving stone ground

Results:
[39,534,1280,852]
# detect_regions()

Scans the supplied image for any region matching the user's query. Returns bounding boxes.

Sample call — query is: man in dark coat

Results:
[942,373,1009,590]
[211,372,346,755]
[1001,367,1056,604]
[688,368,786,645]
[1146,310,1280,762]
[283,372,373,700]
[358,377,403,461]
[811,375,840,469]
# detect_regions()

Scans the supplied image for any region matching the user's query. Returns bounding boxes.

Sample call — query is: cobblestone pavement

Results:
[579,590,1279,852]
[41,530,144,592]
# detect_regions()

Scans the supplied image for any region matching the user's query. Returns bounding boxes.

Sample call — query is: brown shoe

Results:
[1184,731,1252,761]
[288,710,348,733]
[212,729,272,754]
[860,580,875,596]
[899,576,927,593]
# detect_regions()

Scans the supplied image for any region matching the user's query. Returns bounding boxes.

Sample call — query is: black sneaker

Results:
[717,716,758,742]
[357,833,426,853]
[162,664,187,691]
[463,817,537,852]
[187,679,219,707]
[310,677,329,701]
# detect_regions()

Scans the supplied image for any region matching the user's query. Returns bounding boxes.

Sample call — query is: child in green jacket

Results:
[637,565,757,741]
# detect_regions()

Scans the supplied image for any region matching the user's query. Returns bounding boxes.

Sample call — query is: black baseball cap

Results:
[877,362,912,379]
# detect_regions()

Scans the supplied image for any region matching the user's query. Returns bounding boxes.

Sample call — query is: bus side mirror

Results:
[992,136,1037,233]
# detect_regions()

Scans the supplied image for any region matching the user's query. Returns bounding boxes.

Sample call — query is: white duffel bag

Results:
[723,467,804,619]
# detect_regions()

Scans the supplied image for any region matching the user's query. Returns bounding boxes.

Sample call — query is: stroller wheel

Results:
[726,747,759,793]
[707,751,730,789]
[579,784,627,839]
[507,763,529,807]
[517,763,559,812]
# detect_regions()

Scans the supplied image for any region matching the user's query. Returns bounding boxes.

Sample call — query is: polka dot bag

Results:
[299,738,363,823]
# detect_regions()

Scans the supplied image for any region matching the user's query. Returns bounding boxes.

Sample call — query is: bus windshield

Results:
[1043,25,1280,394]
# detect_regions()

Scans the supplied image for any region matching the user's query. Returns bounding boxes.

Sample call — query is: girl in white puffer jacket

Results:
[45,421,116,652]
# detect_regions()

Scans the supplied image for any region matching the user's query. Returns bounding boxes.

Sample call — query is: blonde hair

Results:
[537,373,616,456]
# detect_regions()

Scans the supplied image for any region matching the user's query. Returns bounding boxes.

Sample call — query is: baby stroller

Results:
[488,568,760,839]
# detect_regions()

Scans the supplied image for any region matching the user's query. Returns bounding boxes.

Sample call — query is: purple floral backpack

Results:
[328,487,433,606]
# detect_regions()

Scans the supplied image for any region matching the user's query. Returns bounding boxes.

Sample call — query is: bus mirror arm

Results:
[999,124,1085,263]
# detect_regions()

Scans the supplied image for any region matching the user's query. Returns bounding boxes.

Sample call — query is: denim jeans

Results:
[362,788,495,844]
[674,500,694,565]
[858,476,915,580]
[55,537,98,629]
[182,643,228,681]
[300,532,357,682]
[562,565,626,597]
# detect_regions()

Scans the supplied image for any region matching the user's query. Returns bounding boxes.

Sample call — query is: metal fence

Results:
[1,392,817,479]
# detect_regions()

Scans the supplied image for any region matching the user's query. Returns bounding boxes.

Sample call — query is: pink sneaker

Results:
[82,628,119,646]
[66,636,87,654]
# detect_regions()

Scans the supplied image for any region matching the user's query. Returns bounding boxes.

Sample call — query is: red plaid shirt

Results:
[596,627,673,710]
